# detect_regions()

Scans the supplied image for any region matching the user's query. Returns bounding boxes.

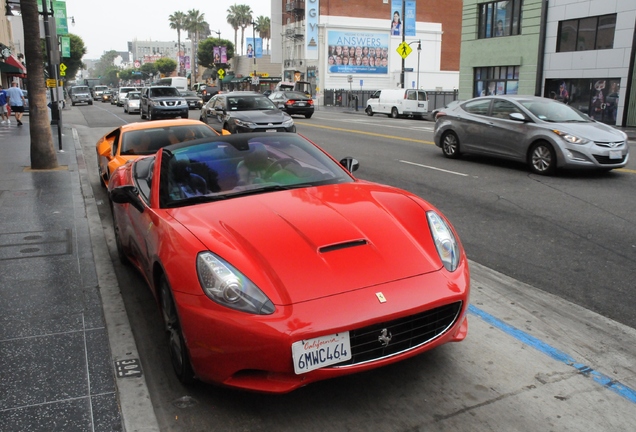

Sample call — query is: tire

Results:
[441,131,461,159]
[528,141,556,175]
[124,107,128,113]
[160,278,195,384]
[304,113,313,119]
[365,106,374,116]
[147,109,153,121]
[181,114,189,119]
[391,107,399,118]
[89,101,93,105]
[72,102,76,106]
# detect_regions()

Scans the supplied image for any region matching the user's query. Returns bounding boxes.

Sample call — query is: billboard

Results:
[327,31,389,75]
[246,38,262,58]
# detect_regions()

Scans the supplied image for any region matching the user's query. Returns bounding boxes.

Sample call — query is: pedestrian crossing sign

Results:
[397,42,412,59]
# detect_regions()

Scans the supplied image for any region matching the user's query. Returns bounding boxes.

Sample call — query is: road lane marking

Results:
[295,121,436,145]
[399,160,469,176]
[311,116,434,132]
[469,304,636,404]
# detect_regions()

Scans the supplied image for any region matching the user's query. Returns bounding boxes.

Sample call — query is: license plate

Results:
[266,129,277,132]
[297,102,305,106]
[292,331,352,374]
[609,150,621,160]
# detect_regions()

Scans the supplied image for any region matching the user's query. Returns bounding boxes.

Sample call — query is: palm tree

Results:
[226,5,241,55]
[185,9,208,82]
[169,11,187,75]
[226,4,253,55]
[21,0,57,169]
[255,16,271,54]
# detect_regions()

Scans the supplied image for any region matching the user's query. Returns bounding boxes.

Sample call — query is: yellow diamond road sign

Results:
[397,42,412,59]
[217,68,225,79]
[59,63,67,72]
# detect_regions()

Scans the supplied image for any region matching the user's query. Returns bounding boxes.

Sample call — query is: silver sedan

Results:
[434,95,629,175]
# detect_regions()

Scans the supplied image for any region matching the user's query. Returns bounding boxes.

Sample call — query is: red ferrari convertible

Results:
[109,132,470,393]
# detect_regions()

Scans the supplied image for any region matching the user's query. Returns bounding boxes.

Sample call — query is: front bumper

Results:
[558,140,630,170]
[150,107,189,118]
[175,263,470,393]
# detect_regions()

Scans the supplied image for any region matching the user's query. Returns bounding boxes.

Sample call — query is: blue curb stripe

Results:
[468,304,636,404]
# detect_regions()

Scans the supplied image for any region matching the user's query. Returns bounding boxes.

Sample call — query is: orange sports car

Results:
[96,119,227,187]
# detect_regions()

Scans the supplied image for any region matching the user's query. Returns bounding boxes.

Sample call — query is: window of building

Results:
[557,14,616,52]
[478,0,523,39]
[474,66,520,98]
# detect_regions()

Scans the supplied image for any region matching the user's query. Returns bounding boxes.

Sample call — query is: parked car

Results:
[140,86,189,120]
[200,91,295,134]
[108,132,470,393]
[179,90,204,110]
[365,89,428,119]
[123,91,141,114]
[268,91,314,118]
[434,95,630,175]
[69,85,93,106]
[95,119,221,188]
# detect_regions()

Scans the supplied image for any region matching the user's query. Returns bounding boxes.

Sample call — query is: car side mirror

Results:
[339,157,359,173]
[110,185,145,213]
[509,113,527,122]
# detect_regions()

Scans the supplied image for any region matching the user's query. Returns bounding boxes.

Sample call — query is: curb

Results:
[73,128,160,432]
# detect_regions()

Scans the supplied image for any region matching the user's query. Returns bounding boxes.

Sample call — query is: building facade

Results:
[270,0,463,97]
[459,0,636,127]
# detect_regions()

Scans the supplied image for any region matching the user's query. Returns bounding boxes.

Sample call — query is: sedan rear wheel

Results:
[441,131,461,159]
[160,278,195,384]
[529,141,556,175]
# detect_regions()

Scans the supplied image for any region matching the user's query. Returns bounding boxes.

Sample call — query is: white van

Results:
[156,77,188,92]
[365,89,428,119]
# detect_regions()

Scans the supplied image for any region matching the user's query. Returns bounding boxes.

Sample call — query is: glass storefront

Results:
[544,78,621,125]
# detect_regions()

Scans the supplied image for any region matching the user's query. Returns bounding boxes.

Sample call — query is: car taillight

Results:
[435,112,447,120]
[308,99,314,105]
[286,100,295,106]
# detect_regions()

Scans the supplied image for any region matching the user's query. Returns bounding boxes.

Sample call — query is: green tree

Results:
[255,16,271,53]
[226,5,241,56]
[64,34,87,82]
[140,62,158,77]
[93,50,119,82]
[198,38,234,70]
[155,57,177,76]
[118,69,134,82]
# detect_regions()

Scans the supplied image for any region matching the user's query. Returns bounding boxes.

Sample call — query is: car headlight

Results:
[196,252,275,315]
[427,211,460,272]
[552,130,589,145]
[282,118,295,128]
[233,118,256,128]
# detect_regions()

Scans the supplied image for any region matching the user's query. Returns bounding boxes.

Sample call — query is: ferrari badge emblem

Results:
[378,328,392,347]
[375,292,386,303]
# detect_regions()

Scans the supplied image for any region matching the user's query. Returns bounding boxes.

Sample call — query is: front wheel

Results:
[529,141,556,175]
[391,107,399,118]
[160,278,195,384]
[441,131,461,159]
[365,106,374,116]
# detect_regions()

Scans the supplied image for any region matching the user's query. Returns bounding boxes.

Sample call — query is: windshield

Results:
[227,95,278,111]
[180,91,198,97]
[121,125,219,156]
[161,134,354,208]
[73,86,89,93]
[150,87,180,97]
[520,100,591,123]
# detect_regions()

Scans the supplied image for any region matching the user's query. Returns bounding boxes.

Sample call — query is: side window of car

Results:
[490,100,522,119]
[463,99,492,116]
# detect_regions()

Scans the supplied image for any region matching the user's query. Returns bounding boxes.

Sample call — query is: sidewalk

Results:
[0,117,157,431]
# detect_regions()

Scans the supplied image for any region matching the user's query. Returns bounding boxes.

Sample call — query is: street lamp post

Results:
[212,30,222,90]
[251,21,257,91]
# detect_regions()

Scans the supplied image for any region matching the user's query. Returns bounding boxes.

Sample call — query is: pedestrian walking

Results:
[0,84,9,125]
[5,81,26,126]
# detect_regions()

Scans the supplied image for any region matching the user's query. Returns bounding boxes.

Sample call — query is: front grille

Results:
[593,154,626,164]
[331,301,462,367]
[595,141,625,148]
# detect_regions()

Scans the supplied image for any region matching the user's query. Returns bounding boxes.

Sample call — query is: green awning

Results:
[231,77,249,83]
[221,75,235,84]
[0,61,23,74]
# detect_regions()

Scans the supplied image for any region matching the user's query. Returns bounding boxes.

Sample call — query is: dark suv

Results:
[140,86,188,120]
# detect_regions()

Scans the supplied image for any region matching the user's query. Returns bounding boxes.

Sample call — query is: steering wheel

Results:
[264,158,300,179]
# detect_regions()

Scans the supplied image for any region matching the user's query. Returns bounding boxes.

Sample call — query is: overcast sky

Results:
[64,0,272,59]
